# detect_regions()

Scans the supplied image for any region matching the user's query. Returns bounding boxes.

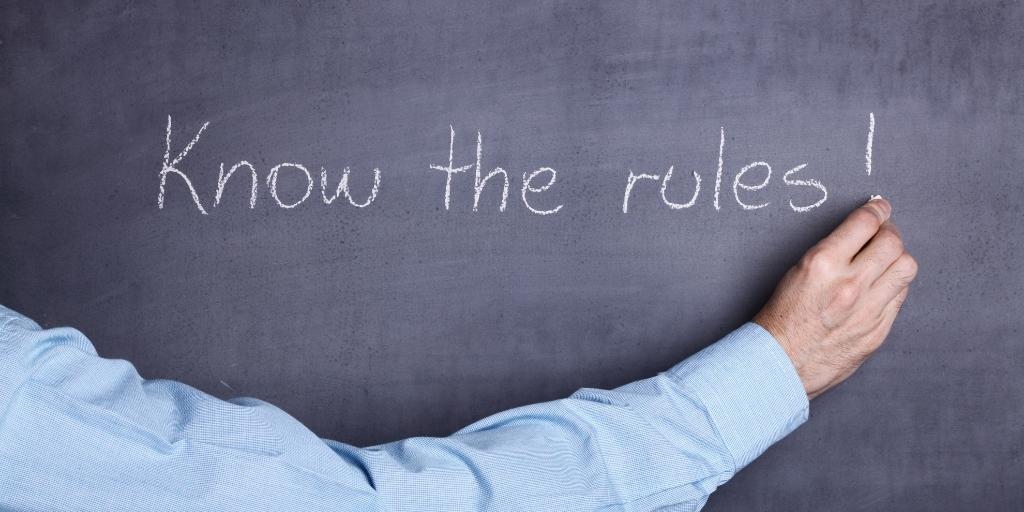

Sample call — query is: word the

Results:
[429,126,563,215]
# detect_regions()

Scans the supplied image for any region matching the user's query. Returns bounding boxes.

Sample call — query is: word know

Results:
[157,116,381,214]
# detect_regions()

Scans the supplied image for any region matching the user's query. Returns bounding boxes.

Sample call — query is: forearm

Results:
[0,306,806,511]
[351,324,807,510]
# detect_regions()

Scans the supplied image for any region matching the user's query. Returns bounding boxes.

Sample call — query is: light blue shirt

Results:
[0,304,808,511]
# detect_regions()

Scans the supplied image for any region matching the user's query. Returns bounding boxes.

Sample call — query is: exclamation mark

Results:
[865,112,875,176]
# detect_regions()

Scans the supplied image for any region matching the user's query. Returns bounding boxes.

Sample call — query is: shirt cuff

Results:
[665,322,809,471]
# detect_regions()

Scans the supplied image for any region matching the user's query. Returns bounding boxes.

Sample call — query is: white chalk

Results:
[866,112,875,175]
[783,163,828,213]
[622,170,661,213]
[713,127,724,211]
[521,167,563,215]
[472,131,509,212]
[660,165,701,209]
[429,125,473,210]
[158,115,210,214]
[267,163,313,208]
[214,161,258,208]
[321,167,381,207]
[732,161,772,210]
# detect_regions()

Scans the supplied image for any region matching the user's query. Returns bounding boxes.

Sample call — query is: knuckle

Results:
[888,273,909,289]
[869,334,888,351]
[891,254,918,286]
[874,230,904,255]
[852,207,882,229]
[833,279,861,308]
[800,247,835,274]
[861,323,885,347]
[902,254,919,278]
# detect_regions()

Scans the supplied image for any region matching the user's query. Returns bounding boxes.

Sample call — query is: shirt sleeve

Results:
[0,305,808,512]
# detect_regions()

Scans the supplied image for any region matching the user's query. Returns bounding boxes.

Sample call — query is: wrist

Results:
[752,315,813,399]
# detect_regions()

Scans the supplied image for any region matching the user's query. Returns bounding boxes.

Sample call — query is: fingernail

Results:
[867,195,891,218]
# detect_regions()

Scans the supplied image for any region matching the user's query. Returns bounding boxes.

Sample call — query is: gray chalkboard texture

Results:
[2,1,1022,510]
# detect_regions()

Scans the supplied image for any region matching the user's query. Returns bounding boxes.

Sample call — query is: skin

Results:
[755,197,918,399]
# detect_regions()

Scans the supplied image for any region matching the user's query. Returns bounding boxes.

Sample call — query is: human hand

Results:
[754,197,917,399]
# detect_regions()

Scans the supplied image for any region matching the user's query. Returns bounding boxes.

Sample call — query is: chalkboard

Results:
[2,1,1022,509]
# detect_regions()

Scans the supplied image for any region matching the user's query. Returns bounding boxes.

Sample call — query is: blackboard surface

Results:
[2,1,1022,509]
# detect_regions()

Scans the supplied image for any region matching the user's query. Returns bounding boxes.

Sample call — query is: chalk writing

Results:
[429,127,557,214]
[157,114,877,216]
[866,112,875,175]
[157,116,381,213]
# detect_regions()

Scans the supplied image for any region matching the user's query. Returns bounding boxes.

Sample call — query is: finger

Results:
[821,197,892,260]
[852,220,904,283]
[868,252,918,306]
[882,286,910,325]
[869,286,910,349]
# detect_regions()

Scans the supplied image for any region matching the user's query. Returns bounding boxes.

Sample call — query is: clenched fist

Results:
[755,197,918,399]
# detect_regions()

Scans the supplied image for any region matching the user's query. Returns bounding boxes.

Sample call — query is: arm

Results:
[0,198,915,511]
[0,308,804,511]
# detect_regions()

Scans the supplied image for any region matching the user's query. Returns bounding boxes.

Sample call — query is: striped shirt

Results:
[0,305,808,511]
